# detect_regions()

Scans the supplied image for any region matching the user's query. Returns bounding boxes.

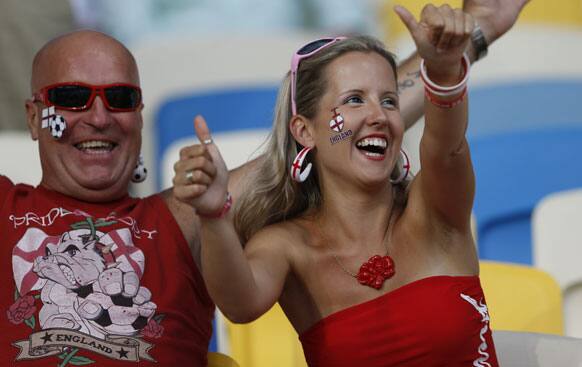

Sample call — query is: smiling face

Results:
[26,31,143,202]
[310,51,404,188]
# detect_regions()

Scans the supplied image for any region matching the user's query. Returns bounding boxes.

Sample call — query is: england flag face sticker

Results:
[41,106,56,129]
[329,107,344,132]
[49,115,67,139]
[41,106,67,139]
[328,107,353,145]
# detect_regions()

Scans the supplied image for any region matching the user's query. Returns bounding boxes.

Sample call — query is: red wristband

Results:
[424,86,467,109]
[198,192,233,219]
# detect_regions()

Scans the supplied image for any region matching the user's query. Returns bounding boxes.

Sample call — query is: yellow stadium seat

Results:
[207,352,240,367]
[226,303,306,367]
[480,260,564,335]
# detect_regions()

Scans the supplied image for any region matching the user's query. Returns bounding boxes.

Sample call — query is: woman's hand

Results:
[172,115,229,217]
[395,4,474,80]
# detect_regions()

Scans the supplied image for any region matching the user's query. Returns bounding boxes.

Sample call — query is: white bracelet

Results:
[420,54,470,97]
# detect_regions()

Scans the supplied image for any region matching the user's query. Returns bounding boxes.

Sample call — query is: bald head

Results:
[31,30,140,93]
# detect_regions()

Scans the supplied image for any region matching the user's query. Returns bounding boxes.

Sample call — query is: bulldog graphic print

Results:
[9,216,163,364]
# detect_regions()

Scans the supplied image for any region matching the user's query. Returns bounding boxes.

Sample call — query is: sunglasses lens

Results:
[297,38,335,55]
[104,86,141,109]
[47,85,92,108]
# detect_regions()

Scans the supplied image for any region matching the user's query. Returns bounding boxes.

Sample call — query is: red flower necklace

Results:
[355,254,396,289]
[326,200,397,290]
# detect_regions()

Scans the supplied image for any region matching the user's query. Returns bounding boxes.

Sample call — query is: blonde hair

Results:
[235,35,404,244]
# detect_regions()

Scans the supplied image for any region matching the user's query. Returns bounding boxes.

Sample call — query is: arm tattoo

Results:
[397,70,421,95]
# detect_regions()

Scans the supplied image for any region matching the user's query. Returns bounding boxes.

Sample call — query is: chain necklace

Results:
[323,195,397,290]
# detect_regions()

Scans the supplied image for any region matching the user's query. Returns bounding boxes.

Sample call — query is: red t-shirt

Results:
[0,175,214,366]
[300,275,499,367]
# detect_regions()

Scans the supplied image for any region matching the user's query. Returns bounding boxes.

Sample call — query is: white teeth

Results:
[59,265,77,285]
[356,137,387,148]
[363,151,383,157]
[76,140,114,151]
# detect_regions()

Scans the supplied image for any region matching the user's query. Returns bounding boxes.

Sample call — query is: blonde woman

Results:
[174,4,498,366]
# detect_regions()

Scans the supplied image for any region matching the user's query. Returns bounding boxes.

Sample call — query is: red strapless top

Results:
[299,276,498,367]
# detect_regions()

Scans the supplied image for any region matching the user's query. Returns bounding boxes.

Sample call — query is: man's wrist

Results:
[471,24,489,62]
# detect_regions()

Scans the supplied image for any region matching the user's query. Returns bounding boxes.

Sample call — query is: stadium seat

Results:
[493,330,582,367]
[467,80,582,139]
[154,86,277,190]
[480,261,563,335]
[225,303,307,367]
[533,188,582,337]
[0,131,41,185]
[207,352,240,367]
[470,126,582,264]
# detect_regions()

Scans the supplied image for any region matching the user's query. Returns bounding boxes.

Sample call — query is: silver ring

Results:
[203,138,213,145]
[185,170,194,183]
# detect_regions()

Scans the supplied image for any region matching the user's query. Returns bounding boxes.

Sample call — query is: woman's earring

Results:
[390,149,411,184]
[291,147,313,182]
[131,154,147,183]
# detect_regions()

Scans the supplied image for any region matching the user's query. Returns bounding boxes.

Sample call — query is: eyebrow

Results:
[339,88,364,97]
[340,89,399,97]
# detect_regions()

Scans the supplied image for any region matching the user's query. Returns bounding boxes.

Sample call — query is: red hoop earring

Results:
[390,149,411,184]
[291,147,313,182]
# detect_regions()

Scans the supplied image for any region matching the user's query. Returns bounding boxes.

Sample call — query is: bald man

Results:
[1,31,214,366]
[1,1,528,363]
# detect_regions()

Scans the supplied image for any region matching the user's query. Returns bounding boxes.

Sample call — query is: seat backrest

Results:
[207,352,240,367]
[493,330,582,367]
[533,188,582,337]
[467,80,582,139]
[154,86,277,190]
[470,126,582,264]
[0,131,41,185]
[480,261,563,335]
[225,303,307,367]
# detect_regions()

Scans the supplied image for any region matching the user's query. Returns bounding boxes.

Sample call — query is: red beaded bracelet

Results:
[197,192,233,219]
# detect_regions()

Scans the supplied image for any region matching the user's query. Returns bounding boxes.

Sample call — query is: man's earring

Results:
[131,154,147,183]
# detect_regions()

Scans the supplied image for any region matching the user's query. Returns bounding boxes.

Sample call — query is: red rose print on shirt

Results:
[7,294,36,325]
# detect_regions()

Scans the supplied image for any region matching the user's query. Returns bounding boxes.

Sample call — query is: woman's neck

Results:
[315,181,396,244]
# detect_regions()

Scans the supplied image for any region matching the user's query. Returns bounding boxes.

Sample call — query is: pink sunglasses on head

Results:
[290,37,346,116]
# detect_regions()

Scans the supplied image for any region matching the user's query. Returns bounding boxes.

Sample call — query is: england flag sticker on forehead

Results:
[329,107,344,132]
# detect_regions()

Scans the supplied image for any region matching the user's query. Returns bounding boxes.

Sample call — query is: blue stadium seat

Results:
[470,126,582,264]
[468,80,582,138]
[154,85,278,189]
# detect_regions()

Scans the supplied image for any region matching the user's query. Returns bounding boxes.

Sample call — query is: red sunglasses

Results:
[33,82,142,112]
